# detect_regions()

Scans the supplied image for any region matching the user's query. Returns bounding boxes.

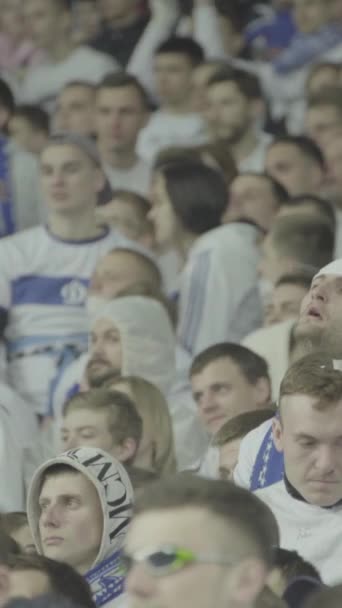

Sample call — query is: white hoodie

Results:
[27,447,134,608]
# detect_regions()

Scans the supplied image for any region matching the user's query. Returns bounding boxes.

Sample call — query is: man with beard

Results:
[206,68,272,173]
[236,258,342,490]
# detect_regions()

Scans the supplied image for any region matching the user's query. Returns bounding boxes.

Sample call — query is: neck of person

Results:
[48,208,104,242]
[98,141,138,170]
[231,127,259,165]
[176,230,197,263]
[46,35,74,62]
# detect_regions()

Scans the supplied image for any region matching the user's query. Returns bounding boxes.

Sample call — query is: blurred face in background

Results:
[155,53,194,108]
[54,85,96,137]
[96,86,148,154]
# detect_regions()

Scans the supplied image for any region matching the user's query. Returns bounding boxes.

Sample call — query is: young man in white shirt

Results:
[95,73,151,196]
[206,68,272,173]
[255,352,342,585]
[21,0,118,112]
[0,133,131,415]
[137,36,208,162]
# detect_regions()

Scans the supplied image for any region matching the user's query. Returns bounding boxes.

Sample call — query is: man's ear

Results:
[0,565,10,606]
[272,417,284,453]
[225,559,267,606]
[116,438,139,463]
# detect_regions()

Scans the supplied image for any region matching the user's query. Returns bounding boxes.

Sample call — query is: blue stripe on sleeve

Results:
[180,251,211,354]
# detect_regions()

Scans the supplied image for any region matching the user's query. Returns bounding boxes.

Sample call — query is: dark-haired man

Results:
[190,343,271,476]
[206,68,272,172]
[137,36,208,162]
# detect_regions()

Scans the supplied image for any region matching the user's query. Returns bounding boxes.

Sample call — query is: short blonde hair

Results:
[108,375,177,475]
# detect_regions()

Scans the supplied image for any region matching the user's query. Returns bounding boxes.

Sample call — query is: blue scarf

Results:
[274,24,342,74]
[86,550,125,608]
[0,136,15,236]
[250,424,284,490]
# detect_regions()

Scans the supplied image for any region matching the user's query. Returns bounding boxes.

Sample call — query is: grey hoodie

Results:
[27,447,134,608]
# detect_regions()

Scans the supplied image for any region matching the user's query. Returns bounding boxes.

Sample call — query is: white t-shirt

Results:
[0,225,129,413]
[256,480,342,585]
[137,110,209,163]
[20,46,118,112]
[104,157,152,196]
[177,222,263,356]
[234,419,273,488]
[238,132,273,173]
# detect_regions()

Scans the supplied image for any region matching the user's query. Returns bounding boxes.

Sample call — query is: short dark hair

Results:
[134,475,279,566]
[0,79,15,114]
[283,195,335,230]
[270,214,334,272]
[13,105,50,134]
[7,554,95,608]
[275,272,314,291]
[212,409,275,447]
[157,160,227,234]
[208,67,263,101]
[267,136,325,169]
[155,36,204,66]
[272,548,321,585]
[190,342,270,385]
[97,72,150,109]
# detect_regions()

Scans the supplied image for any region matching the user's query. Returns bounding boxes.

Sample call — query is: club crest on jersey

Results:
[61,280,88,306]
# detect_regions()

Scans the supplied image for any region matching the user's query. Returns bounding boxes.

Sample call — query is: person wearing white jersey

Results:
[21,0,118,113]
[95,73,151,196]
[149,159,263,356]
[0,132,133,415]
[27,447,134,608]
[255,352,342,586]
[137,36,208,163]
[206,68,272,173]
[236,258,342,491]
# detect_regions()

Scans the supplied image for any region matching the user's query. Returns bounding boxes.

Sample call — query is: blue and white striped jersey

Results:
[0,225,130,413]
